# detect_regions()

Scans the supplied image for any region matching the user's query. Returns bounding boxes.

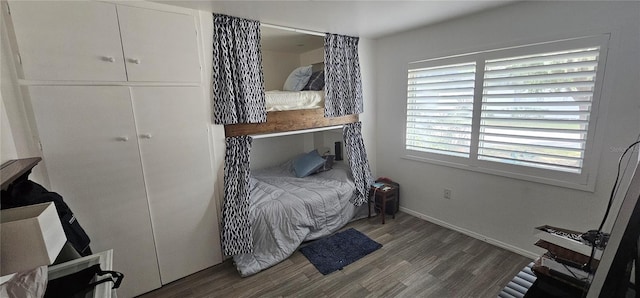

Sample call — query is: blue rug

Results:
[299,228,382,275]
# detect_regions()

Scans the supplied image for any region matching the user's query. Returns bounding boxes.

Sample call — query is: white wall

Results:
[1,99,18,163]
[300,47,323,66]
[249,129,346,171]
[250,134,309,170]
[2,16,25,162]
[359,37,377,176]
[1,12,48,184]
[262,50,300,91]
[249,128,362,171]
[374,1,640,257]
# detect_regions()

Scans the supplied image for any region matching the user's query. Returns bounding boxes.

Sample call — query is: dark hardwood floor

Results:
[139,212,531,298]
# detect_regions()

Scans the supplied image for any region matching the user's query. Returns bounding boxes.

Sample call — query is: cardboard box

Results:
[1,202,67,275]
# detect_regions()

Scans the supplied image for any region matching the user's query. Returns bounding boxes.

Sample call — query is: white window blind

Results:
[480,47,600,173]
[406,62,475,157]
[404,35,609,190]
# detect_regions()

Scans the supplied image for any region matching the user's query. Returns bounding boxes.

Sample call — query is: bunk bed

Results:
[214,13,369,276]
[223,75,363,276]
[222,65,366,275]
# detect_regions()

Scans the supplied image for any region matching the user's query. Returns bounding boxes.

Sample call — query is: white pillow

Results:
[283,65,313,91]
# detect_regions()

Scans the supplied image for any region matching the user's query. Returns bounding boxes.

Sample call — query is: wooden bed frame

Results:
[224,108,358,137]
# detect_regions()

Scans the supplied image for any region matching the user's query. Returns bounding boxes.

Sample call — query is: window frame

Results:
[403,35,610,191]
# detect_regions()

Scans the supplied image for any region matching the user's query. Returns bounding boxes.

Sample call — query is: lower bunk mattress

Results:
[233,161,367,276]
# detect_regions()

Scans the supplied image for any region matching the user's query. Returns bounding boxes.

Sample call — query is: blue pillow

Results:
[283,65,312,91]
[293,150,326,178]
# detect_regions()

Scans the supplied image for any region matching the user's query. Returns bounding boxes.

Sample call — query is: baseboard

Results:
[399,206,539,260]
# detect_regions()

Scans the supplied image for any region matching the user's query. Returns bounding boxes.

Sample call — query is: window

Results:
[406,62,475,158]
[405,35,609,190]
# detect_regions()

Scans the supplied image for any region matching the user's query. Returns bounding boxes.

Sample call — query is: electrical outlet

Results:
[444,189,452,200]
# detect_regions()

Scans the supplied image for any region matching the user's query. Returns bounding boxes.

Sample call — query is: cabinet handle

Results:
[103,56,116,63]
[116,136,129,142]
[141,134,153,139]
[130,58,141,64]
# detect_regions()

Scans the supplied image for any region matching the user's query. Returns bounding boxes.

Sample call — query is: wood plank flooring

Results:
[138,212,532,298]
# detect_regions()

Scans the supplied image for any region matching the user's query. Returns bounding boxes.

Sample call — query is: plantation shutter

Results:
[479,47,600,173]
[406,62,476,158]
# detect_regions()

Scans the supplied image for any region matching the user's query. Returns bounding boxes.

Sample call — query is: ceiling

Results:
[156,1,518,39]
[260,26,324,53]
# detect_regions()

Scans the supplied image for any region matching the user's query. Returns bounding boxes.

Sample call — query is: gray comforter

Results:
[233,161,365,276]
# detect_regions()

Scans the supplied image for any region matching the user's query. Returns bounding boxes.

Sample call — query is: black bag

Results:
[45,264,124,298]
[1,174,92,256]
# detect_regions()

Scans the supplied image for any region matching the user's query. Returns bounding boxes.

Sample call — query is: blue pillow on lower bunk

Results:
[293,150,326,178]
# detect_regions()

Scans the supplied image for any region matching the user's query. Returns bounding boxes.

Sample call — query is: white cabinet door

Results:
[117,6,201,83]
[9,2,126,81]
[131,87,221,284]
[29,86,161,297]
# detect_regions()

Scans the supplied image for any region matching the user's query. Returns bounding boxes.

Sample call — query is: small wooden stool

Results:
[368,184,398,224]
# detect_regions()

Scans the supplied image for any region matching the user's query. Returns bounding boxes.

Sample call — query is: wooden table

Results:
[368,184,398,224]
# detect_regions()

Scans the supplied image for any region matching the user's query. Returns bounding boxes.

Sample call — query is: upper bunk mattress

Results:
[265,90,324,111]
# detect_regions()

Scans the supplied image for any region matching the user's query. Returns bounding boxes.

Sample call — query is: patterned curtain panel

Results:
[212,13,266,125]
[324,33,364,118]
[343,122,373,206]
[221,135,254,255]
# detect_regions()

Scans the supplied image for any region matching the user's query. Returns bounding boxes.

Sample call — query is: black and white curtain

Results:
[325,33,371,205]
[343,122,373,206]
[212,13,266,125]
[213,13,265,256]
[324,33,364,118]
[221,136,254,255]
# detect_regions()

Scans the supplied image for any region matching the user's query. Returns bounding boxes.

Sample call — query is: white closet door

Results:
[29,86,161,297]
[9,2,126,81]
[117,5,201,83]
[131,87,221,284]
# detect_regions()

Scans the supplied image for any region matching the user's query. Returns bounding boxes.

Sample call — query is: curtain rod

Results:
[261,23,325,37]
[251,125,343,139]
